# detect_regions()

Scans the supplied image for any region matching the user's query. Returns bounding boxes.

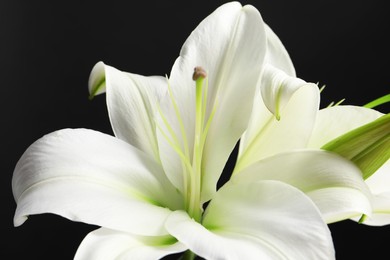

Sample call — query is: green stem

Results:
[182,250,196,260]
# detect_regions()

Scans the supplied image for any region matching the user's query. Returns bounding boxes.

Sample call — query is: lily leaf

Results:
[363,93,390,109]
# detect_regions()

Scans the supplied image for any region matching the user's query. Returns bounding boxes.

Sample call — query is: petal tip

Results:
[88,61,107,99]
[13,214,28,227]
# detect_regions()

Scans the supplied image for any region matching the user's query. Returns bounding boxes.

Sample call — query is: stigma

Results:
[193,66,207,81]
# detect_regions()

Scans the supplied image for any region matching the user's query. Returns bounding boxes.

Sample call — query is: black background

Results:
[1,0,389,259]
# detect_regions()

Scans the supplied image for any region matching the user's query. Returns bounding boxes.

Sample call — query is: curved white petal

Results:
[88,61,106,96]
[88,61,166,161]
[166,211,273,260]
[352,193,390,226]
[260,64,318,119]
[308,105,383,148]
[264,24,296,76]
[12,129,182,236]
[74,228,186,260]
[167,181,335,260]
[366,161,390,195]
[233,150,372,223]
[303,105,390,225]
[156,2,267,201]
[359,161,390,225]
[237,80,319,172]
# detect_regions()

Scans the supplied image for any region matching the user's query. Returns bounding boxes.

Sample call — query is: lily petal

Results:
[74,228,186,260]
[167,181,335,259]
[166,211,273,259]
[359,162,390,225]
[264,24,296,77]
[310,106,390,225]
[89,61,166,161]
[12,129,182,236]
[366,162,390,195]
[260,64,318,119]
[308,105,383,148]
[232,150,372,223]
[156,2,267,202]
[237,78,319,172]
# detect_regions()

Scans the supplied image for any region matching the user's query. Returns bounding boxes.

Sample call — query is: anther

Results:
[192,66,207,81]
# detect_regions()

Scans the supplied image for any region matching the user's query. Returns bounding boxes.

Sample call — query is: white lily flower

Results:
[236,18,388,226]
[308,105,390,225]
[235,29,373,224]
[13,2,370,259]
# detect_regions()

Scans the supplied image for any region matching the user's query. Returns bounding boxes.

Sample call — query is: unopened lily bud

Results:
[322,113,390,179]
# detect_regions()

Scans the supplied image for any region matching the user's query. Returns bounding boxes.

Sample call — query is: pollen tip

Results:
[192,66,207,81]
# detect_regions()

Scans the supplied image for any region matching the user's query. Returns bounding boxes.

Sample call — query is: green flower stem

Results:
[182,250,196,260]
